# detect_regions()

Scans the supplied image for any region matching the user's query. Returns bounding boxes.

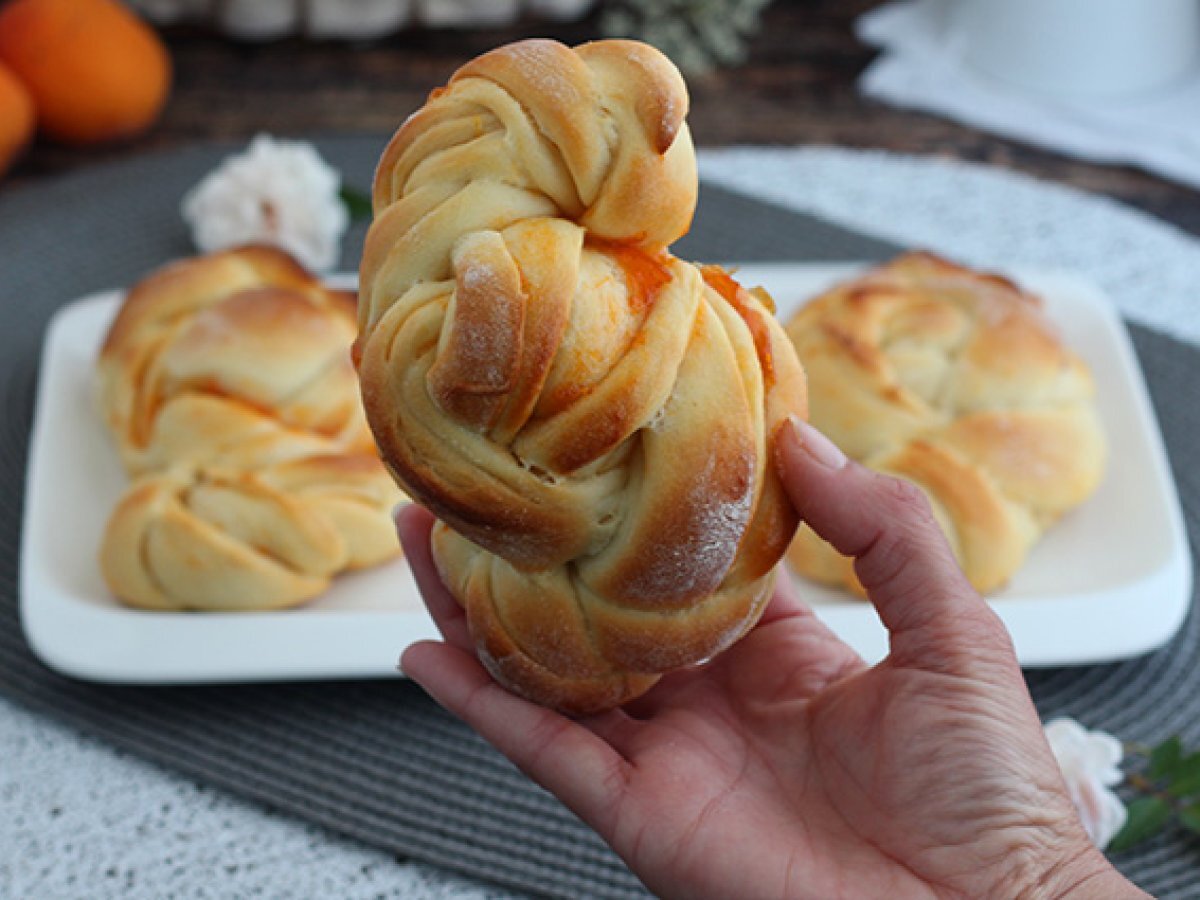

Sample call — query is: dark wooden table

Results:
[8,0,1200,237]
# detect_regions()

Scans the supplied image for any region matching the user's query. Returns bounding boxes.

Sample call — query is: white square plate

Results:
[20,264,1192,682]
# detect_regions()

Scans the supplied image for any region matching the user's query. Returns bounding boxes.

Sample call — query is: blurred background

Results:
[2,0,1198,237]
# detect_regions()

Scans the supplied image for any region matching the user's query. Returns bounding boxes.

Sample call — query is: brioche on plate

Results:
[785,252,1106,595]
[97,244,374,475]
[97,246,403,611]
[355,39,808,714]
[101,451,402,611]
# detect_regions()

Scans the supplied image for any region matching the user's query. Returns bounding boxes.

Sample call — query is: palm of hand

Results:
[584,582,1081,900]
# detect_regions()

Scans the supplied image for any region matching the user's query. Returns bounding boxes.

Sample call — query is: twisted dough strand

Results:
[357,39,807,713]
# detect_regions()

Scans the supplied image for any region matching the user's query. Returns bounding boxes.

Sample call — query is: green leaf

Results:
[1168,766,1200,799]
[1148,735,1183,779]
[1168,751,1200,785]
[1108,796,1172,853]
[1181,803,1200,835]
[339,185,373,222]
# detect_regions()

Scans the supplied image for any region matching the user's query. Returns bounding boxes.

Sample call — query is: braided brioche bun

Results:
[97,246,402,611]
[785,252,1106,595]
[356,39,807,714]
[100,452,402,611]
[98,245,374,475]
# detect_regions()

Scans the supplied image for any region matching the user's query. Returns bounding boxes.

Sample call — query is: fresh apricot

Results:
[0,60,34,175]
[0,0,171,146]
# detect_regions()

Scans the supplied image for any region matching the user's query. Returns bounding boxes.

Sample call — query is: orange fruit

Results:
[0,0,171,146]
[0,60,34,175]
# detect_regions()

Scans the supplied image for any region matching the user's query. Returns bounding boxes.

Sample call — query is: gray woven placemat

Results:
[1,136,1196,898]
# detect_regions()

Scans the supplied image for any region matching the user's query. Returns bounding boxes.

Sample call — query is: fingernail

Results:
[391,501,411,523]
[789,415,847,469]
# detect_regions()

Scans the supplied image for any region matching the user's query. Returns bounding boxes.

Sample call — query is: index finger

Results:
[395,504,472,651]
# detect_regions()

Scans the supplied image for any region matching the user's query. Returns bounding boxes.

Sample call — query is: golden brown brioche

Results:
[785,252,1106,594]
[356,39,807,714]
[96,245,404,611]
[100,452,402,611]
[98,244,373,475]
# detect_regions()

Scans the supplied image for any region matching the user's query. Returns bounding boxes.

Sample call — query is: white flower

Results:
[181,134,349,272]
[1044,717,1128,849]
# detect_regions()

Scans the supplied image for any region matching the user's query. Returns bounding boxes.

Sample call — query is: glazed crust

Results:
[357,39,807,714]
[97,246,402,611]
[784,252,1106,595]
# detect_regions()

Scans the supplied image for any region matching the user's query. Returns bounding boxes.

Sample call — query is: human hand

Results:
[398,417,1146,900]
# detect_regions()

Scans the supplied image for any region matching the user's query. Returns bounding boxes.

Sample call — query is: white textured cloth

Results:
[699,146,1200,344]
[858,0,1200,192]
[4,146,1200,898]
[0,700,520,900]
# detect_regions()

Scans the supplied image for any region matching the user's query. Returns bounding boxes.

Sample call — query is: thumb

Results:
[775,416,1014,674]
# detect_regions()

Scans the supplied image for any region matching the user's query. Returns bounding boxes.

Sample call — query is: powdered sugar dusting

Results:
[505,41,584,111]
[618,449,754,603]
[441,239,525,392]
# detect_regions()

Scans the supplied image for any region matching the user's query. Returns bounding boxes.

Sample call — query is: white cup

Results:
[951,0,1200,99]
